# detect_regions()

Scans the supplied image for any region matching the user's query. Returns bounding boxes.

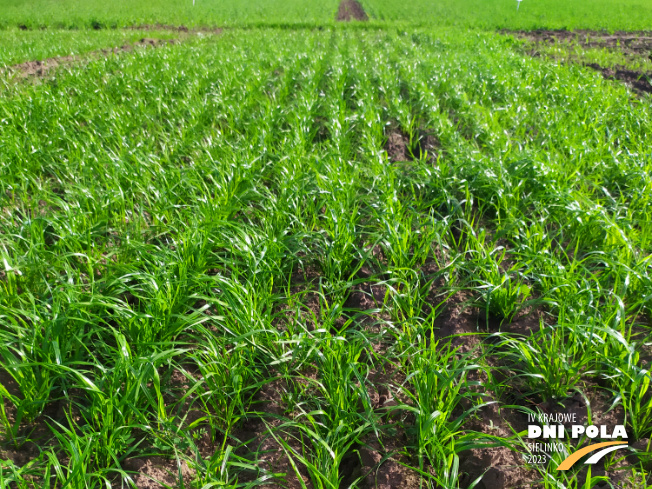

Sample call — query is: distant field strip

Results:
[3,0,652,30]
[362,0,652,30]
[0,28,651,487]
[0,0,341,29]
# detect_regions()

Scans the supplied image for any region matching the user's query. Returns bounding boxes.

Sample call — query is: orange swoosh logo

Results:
[557,441,628,471]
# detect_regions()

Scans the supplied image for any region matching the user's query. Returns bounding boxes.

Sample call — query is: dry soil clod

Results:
[384,127,439,163]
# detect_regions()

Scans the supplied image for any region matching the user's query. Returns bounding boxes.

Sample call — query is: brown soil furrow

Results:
[508,30,652,95]
[506,29,652,54]
[4,38,177,79]
[585,63,652,94]
[336,0,369,22]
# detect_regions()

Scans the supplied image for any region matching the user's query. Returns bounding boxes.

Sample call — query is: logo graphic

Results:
[556,441,629,471]
[525,412,629,471]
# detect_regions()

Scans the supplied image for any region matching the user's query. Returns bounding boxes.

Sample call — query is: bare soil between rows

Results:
[336,0,369,22]
[584,64,652,94]
[384,126,439,164]
[508,29,652,94]
[509,29,652,53]
[4,38,177,79]
[2,286,649,488]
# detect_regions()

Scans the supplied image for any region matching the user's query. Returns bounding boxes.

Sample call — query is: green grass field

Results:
[0,2,651,489]
[0,0,340,29]
[362,0,652,30]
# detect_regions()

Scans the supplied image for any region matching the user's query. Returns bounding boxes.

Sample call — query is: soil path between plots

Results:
[5,37,177,79]
[336,0,369,21]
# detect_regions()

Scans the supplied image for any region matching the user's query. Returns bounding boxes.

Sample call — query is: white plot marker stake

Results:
[516,0,522,10]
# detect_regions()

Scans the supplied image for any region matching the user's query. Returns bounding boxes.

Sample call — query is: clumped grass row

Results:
[0,29,179,66]
[0,28,651,487]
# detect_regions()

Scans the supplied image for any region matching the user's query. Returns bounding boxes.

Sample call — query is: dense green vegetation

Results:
[0,24,651,487]
[0,0,340,29]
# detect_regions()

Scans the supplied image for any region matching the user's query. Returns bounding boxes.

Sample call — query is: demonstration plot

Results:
[0,26,650,489]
